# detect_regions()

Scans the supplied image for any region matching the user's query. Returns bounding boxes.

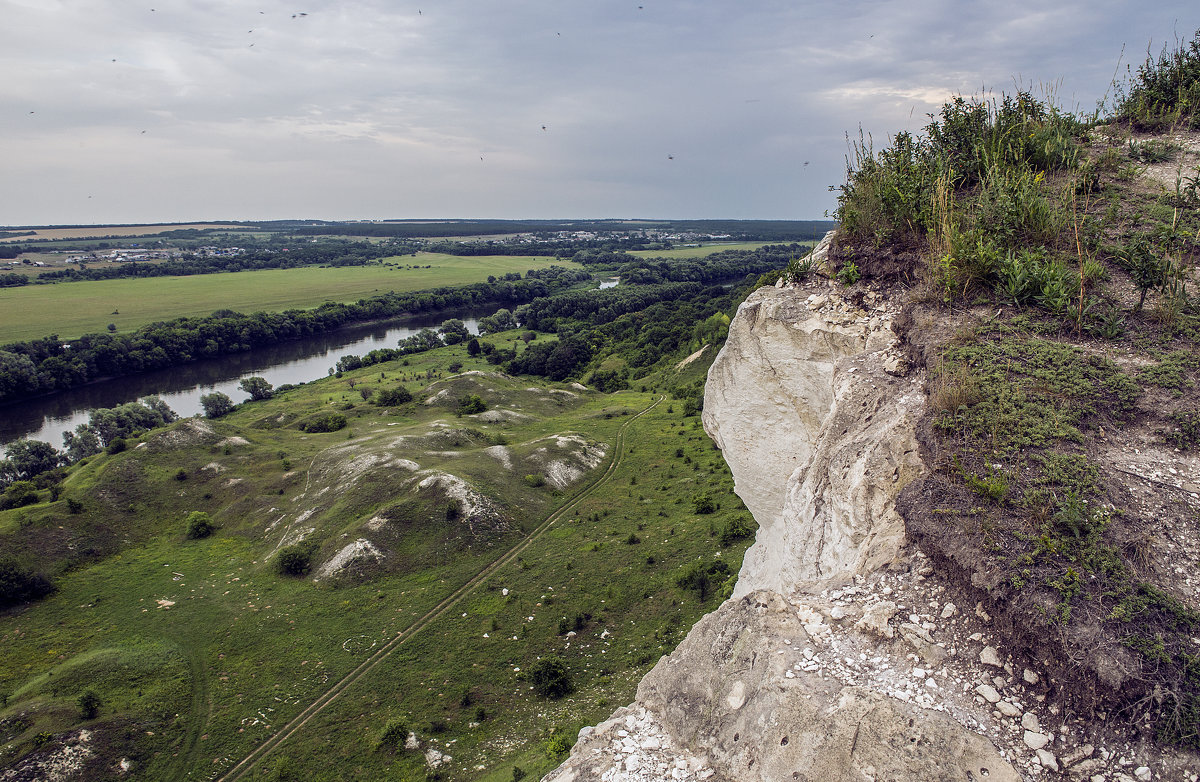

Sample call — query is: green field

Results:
[0,254,582,343]
[0,336,751,780]
[628,241,804,259]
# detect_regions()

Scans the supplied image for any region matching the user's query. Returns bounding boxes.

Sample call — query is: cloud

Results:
[0,0,1196,223]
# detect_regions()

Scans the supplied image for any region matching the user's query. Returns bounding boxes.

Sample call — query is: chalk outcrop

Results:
[550,257,1033,780]
[702,280,923,596]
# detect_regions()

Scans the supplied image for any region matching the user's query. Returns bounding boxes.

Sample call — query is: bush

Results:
[199,391,235,419]
[0,558,55,608]
[373,386,413,406]
[2,481,39,509]
[376,718,408,752]
[719,516,755,546]
[692,495,716,514]
[523,474,546,488]
[457,394,487,415]
[298,412,346,433]
[276,543,316,577]
[186,511,214,540]
[106,438,127,455]
[676,560,732,602]
[529,656,573,698]
[239,376,274,401]
[77,690,101,720]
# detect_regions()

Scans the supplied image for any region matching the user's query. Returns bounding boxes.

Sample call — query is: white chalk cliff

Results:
[548,237,1041,781]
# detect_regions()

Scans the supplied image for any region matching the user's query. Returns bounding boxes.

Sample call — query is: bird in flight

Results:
[541,125,547,131]
[667,155,674,160]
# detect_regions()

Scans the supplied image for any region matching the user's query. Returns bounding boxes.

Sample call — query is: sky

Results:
[2,1,1197,226]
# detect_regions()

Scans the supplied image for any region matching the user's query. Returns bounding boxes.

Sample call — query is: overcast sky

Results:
[2,1,1197,226]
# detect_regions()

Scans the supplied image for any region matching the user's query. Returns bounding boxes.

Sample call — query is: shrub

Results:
[199,391,235,419]
[1117,27,1200,130]
[544,732,573,760]
[692,495,716,514]
[457,394,487,415]
[185,511,214,540]
[529,656,573,698]
[373,386,413,406]
[276,543,315,577]
[77,690,101,720]
[298,412,346,433]
[676,560,732,602]
[719,516,756,546]
[376,718,408,752]
[2,481,39,509]
[66,498,83,514]
[106,438,127,455]
[0,558,55,608]
[238,376,274,401]
[523,474,546,488]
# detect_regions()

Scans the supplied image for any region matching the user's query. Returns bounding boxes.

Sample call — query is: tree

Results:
[0,439,63,485]
[62,424,101,462]
[239,376,274,401]
[440,318,469,345]
[200,391,235,419]
[466,338,481,357]
[529,656,574,698]
[77,691,101,720]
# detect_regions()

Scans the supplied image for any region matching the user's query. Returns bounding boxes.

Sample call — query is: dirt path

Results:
[170,644,212,779]
[214,394,662,781]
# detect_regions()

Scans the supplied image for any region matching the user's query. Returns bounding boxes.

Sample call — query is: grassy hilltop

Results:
[0,324,757,780]
[828,28,1200,751]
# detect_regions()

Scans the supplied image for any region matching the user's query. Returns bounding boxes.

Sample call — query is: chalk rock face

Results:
[545,592,1019,782]
[702,281,924,596]
[547,273,1024,782]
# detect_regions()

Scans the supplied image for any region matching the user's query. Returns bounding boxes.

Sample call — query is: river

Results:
[0,311,489,449]
[0,277,620,450]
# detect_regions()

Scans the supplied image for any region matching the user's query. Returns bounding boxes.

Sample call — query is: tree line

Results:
[0,268,587,405]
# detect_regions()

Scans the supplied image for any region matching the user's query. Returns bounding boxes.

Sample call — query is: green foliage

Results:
[2,480,40,510]
[373,385,413,406]
[375,718,409,752]
[719,516,755,547]
[1117,27,1200,130]
[692,495,716,514]
[239,376,275,401]
[77,690,101,720]
[298,411,347,433]
[675,560,732,602]
[544,732,573,761]
[836,261,861,285]
[199,391,235,419]
[528,656,573,699]
[523,473,546,488]
[276,543,316,577]
[1165,410,1200,449]
[185,511,214,540]
[0,557,55,608]
[457,394,487,415]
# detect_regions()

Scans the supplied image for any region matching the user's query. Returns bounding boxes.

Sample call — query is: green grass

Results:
[0,336,750,780]
[626,241,783,259]
[0,254,582,342]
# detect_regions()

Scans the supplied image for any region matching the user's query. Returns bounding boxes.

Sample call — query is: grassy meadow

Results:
[0,334,752,781]
[0,254,582,343]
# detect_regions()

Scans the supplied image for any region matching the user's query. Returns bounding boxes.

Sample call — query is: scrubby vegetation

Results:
[836,27,1200,751]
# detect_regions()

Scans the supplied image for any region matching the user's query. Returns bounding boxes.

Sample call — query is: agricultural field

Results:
[0,224,246,243]
[627,240,787,258]
[0,336,753,781]
[0,254,583,343]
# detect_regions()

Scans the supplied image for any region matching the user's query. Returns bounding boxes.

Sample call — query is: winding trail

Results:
[215,393,662,781]
[170,643,212,780]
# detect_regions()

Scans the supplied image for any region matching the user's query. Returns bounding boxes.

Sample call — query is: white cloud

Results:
[0,0,1196,223]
